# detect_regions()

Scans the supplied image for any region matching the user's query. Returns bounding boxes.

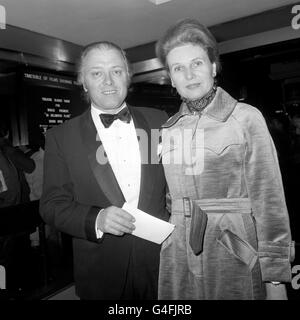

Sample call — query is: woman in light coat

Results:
[156,18,294,300]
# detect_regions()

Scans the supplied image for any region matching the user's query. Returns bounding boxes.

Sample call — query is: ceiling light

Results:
[148,0,173,5]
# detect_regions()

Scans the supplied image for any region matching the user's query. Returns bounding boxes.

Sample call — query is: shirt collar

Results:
[91,102,127,116]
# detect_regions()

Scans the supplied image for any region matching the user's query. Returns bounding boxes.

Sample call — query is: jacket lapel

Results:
[79,109,125,207]
[129,106,157,210]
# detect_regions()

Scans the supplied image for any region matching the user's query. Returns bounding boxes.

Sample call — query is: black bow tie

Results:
[99,107,132,128]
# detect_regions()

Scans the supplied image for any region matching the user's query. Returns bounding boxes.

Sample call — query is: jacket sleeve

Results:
[241,106,294,282]
[5,146,35,173]
[39,129,102,243]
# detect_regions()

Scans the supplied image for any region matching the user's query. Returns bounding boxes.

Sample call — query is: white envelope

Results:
[122,202,175,245]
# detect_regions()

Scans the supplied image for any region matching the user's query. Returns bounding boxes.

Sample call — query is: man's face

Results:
[82,48,129,112]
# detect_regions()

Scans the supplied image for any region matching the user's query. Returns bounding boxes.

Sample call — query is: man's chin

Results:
[93,100,125,112]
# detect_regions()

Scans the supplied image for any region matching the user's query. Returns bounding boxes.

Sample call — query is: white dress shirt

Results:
[91,103,141,237]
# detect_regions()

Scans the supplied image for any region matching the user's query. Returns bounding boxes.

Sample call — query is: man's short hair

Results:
[77,41,132,85]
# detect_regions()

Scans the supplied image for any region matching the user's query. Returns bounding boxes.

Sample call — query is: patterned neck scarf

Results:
[182,82,217,114]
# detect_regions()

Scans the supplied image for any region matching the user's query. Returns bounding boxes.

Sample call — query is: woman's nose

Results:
[184,67,194,80]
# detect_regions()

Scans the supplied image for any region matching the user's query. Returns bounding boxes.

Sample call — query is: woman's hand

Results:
[265,283,288,300]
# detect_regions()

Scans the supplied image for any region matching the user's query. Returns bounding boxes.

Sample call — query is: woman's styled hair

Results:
[77,41,132,85]
[156,18,220,73]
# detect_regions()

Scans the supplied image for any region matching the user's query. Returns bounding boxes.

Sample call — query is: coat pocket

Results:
[189,204,208,255]
[203,124,243,155]
[217,229,258,271]
[185,215,204,277]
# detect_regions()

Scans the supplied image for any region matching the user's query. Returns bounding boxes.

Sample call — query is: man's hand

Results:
[97,206,136,236]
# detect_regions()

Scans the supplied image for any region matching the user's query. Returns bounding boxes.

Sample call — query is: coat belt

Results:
[171,197,252,216]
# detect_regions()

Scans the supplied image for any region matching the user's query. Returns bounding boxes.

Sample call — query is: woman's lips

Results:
[186,83,201,89]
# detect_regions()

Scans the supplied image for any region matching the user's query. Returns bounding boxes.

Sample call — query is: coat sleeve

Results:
[241,105,294,282]
[5,146,35,173]
[39,129,102,243]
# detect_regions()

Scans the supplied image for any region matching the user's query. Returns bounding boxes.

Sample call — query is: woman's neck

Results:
[182,82,217,114]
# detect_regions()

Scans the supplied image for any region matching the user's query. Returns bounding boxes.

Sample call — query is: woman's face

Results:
[166,43,216,101]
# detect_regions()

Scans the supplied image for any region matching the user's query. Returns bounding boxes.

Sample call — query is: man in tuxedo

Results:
[39,41,168,300]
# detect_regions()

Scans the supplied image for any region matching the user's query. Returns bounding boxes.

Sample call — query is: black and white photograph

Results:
[0,0,300,307]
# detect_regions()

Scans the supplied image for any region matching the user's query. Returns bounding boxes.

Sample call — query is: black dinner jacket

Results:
[39,105,168,299]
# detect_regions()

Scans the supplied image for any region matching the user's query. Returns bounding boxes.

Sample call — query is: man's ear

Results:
[170,76,175,88]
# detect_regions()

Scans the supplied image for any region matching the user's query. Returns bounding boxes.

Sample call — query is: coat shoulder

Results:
[232,102,270,138]
[233,103,266,123]
[130,106,168,127]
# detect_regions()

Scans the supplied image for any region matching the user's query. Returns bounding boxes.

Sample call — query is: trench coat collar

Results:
[162,87,238,128]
